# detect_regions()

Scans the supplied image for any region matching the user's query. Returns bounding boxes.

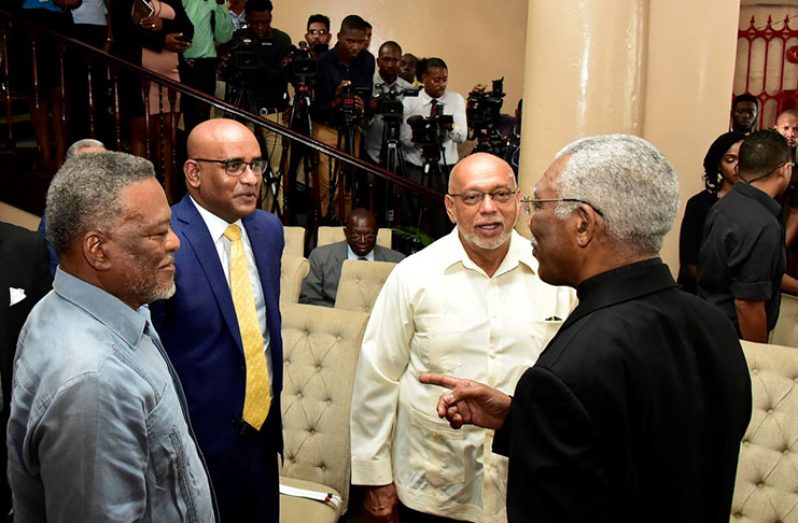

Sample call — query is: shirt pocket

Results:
[413,314,462,372]
[529,318,565,349]
[147,394,203,522]
[408,409,465,487]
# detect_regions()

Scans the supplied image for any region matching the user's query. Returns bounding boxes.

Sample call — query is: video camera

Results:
[339,83,372,126]
[373,83,420,120]
[221,36,268,88]
[407,106,454,164]
[283,42,316,88]
[467,78,506,133]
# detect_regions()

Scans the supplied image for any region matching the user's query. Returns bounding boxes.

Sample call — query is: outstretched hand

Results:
[419,374,512,430]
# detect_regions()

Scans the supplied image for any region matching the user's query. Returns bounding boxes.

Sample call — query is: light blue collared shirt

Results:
[8,269,214,522]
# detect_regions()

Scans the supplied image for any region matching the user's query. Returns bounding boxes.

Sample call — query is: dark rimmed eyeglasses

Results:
[521,197,604,217]
[191,158,268,176]
[447,189,519,206]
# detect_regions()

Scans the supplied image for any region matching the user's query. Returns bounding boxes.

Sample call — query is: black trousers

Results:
[178,56,219,132]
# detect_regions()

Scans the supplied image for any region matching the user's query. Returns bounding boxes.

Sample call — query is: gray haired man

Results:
[8,152,215,522]
[422,135,752,522]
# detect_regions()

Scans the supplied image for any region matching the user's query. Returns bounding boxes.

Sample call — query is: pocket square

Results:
[9,287,26,306]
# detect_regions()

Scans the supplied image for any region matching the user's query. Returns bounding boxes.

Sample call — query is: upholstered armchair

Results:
[283,226,306,258]
[316,226,392,249]
[279,303,370,522]
[732,340,798,522]
[280,255,310,305]
[770,294,798,348]
[333,259,397,313]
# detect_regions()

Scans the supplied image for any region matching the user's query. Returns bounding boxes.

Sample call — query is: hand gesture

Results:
[419,373,512,430]
[363,483,399,523]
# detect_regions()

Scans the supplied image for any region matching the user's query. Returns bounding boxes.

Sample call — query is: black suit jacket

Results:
[494,259,751,522]
[0,222,52,515]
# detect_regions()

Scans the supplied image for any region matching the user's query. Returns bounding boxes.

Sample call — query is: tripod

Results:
[279,83,317,225]
[379,114,407,227]
[225,84,282,215]
[327,115,358,223]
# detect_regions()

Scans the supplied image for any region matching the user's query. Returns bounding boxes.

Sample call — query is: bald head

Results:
[448,153,516,193]
[345,208,378,256]
[184,119,263,223]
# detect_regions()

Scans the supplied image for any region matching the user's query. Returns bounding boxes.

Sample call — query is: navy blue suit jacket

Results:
[150,196,284,521]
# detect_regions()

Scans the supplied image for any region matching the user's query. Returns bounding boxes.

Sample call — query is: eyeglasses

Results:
[192,158,268,176]
[521,197,604,217]
[447,189,518,206]
[307,29,328,36]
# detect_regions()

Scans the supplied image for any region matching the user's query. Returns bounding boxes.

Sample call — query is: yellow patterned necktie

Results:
[224,224,270,430]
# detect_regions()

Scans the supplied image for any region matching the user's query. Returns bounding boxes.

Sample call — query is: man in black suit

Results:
[421,134,752,522]
[0,221,52,517]
[300,208,404,307]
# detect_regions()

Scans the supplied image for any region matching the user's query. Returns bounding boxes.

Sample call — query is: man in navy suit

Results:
[150,118,284,522]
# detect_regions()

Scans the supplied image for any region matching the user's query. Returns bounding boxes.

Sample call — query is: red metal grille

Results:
[736,15,798,128]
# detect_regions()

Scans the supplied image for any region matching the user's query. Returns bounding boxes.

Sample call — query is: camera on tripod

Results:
[339,83,371,125]
[283,43,316,88]
[467,78,506,132]
[467,78,509,157]
[374,83,420,120]
[221,37,271,88]
[407,111,454,149]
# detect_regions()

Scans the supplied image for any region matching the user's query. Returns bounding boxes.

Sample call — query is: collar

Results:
[732,181,782,218]
[439,228,537,278]
[53,268,148,349]
[347,245,375,261]
[189,195,244,243]
[561,258,675,332]
[374,72,411,89]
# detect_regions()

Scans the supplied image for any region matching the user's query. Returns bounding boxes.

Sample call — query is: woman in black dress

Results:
[677,131,745,293]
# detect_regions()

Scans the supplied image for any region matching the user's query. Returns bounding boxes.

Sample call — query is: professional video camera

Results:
[221,37,267,88]
[283,42,316,88]
[339,83,372,126]
[467,78,508,157]
[373,82,420,119]
[407,107,454,164]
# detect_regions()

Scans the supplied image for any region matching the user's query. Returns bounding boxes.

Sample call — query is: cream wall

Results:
[275,1,529,110]
[517,0,741,276]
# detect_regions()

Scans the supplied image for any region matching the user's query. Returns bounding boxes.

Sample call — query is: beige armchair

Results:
[284,226,306,258]
[731,340,798,522]
[316,226,392,249]
[279,303,370,523]
[334,259,397,313]
[769,293,798,348]
[280,255,310,304]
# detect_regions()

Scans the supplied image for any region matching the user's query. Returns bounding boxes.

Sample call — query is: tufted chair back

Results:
[316,226,392,249]
[334,260,397,313]
[284,226,306,257]
[280,255,310,305]
[770,294,798,348]
[280,303,369,520]
[732,340,798,522]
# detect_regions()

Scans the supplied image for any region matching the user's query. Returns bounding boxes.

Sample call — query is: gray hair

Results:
[554,134,679,256]
[46,152,156,256]
[65,138,105,159]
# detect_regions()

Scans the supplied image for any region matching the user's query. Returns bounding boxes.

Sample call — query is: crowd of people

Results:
[13,1,522,237]
[5,2,793,523]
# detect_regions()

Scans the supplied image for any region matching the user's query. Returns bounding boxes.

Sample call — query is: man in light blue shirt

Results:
[8,152,215,522]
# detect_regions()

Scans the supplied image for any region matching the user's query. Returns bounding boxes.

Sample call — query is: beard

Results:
[458,224,511,251]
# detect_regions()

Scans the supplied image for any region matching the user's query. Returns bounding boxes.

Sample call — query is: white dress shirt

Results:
[401,88,467,167]
[189,196,273,388]
[350,229,577,522]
